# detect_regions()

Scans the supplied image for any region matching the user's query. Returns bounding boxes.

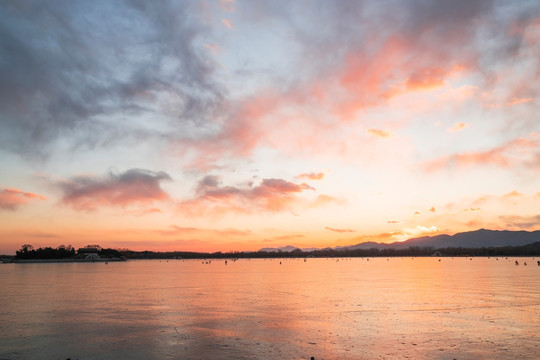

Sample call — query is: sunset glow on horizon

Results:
[0,0,539,254]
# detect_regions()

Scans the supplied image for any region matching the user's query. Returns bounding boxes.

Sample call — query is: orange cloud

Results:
[367,128,393,138]
[310,194,345,208]
[0,187,46,211]
[297,172,325,180]
[447,122,468,132]
[503,190,524,199]
[506,97,533,106]
[57,169,171,211]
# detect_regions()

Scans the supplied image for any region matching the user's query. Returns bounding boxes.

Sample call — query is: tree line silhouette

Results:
[121,243,540,259]
[11,242,540,260]
[14,244,122,260]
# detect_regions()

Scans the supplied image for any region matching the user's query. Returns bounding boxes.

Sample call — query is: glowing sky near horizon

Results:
[0,0,539,254]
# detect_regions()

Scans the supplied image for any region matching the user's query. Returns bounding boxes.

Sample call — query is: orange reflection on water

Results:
[1,257,539,359]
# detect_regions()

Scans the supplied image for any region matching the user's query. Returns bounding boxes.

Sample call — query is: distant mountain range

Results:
[258,229,540,252]
[258,245,321,253]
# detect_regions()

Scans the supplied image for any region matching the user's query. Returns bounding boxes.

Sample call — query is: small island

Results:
[6,244,126,263]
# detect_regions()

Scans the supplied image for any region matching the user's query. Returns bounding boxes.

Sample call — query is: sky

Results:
[0,0,539,254]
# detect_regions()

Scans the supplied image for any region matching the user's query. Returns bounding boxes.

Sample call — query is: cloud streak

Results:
[0,187,46,211]
[158,225,251,238]
[424,134,540,172]
[325,226,356,233]
[297,172,325,180]
[447,122,468,132]
[368,129,393,138]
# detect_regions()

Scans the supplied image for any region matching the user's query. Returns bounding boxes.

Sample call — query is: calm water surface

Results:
[1,257,539,359]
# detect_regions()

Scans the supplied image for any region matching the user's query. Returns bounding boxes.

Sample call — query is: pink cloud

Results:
[176,13,483,169]
[57,169,171,211]
[180,32,472,168]
[179,176,315,215]
[173,2,535,171]
[0,187,46,211]
[423,134,539,172]
[405,67,448,91]
[331,32,473,121]
[222,18,232,29]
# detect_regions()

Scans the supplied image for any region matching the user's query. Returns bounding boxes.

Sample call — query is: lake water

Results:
[1,257,539,359]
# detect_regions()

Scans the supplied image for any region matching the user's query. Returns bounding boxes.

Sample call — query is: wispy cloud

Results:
[57,169,171,211]
[297,172,325,180]
[447,122,468,132]
[423,134,539,172]
[367,129,393,138]
[310,194,344,208]
[222,18,233,29]
[0,187,46,211]
[325,226,356,233]
[218,0,236,12]
[204,43,221,57]
[158,225,251,238]
[499,214,540,230]
[506,97,533,106]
